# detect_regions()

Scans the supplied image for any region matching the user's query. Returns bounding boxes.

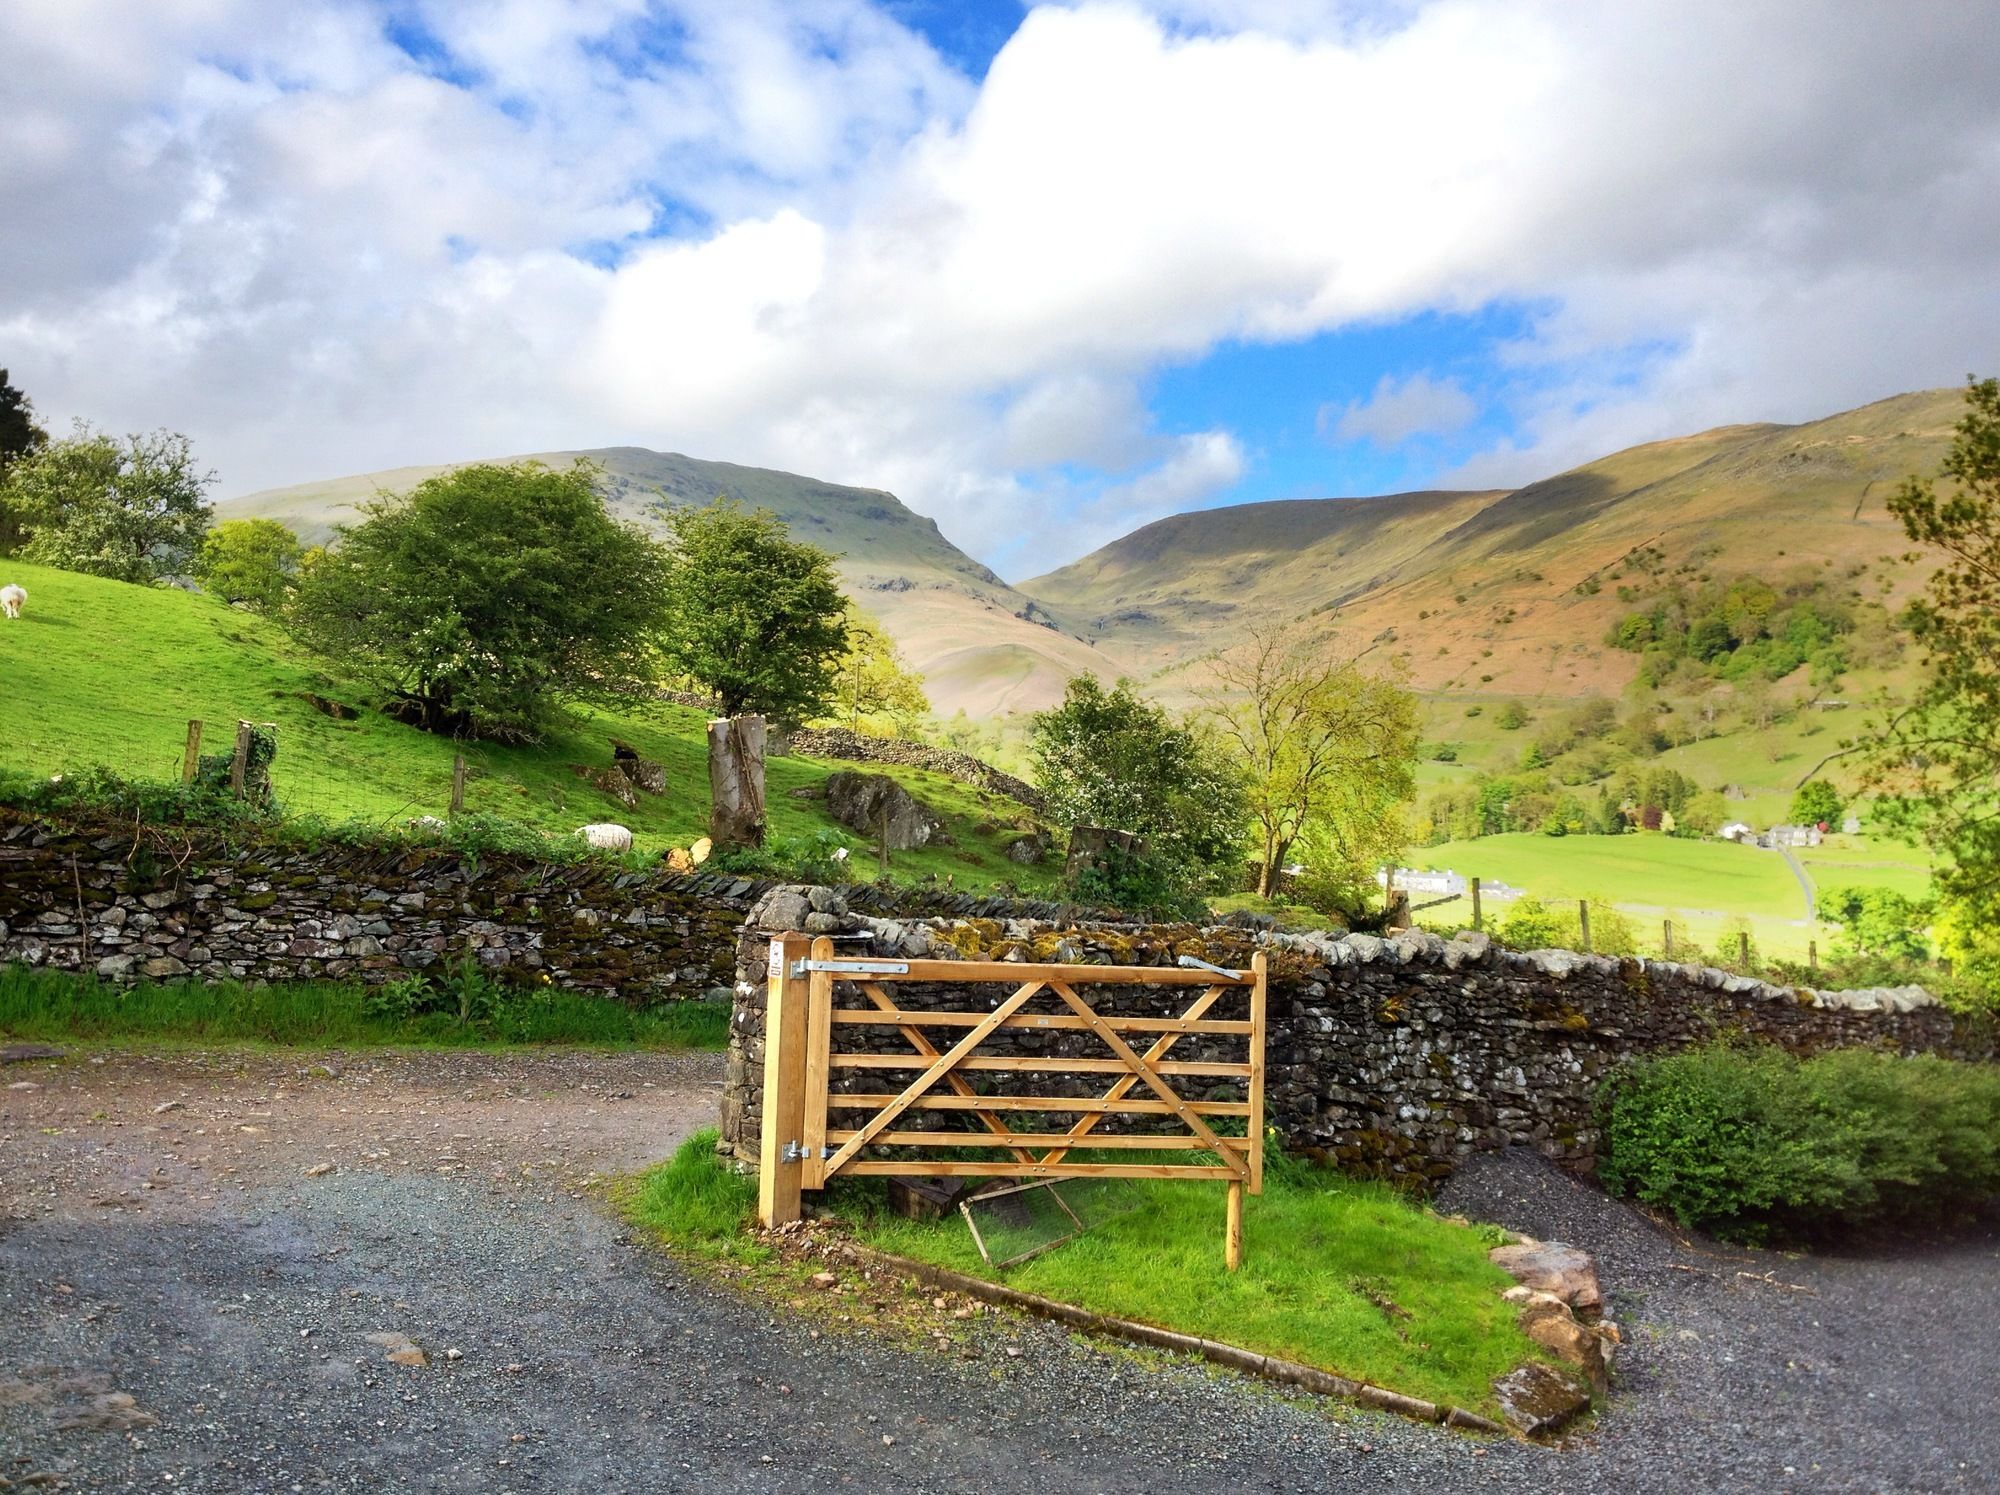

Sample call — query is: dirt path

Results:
[4,1046,1996,1493]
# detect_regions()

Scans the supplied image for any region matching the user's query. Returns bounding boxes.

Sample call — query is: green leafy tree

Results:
[288,460,667,740]
[1789,779,1843,827]
[1822,885,1930,962]
[1862,377,2000,918]
[1030,676,1247,895]
[0,369,47,553]
[824,604,930,734]
[1202,627,1421,899]
[658,501,848,722]
[194,518,305,612]
[0,421,213,581]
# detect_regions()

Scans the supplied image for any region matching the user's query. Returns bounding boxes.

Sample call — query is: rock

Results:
[0,1044,64,1064]
[805,886,846,915]
[1005,832,1046,866]
[752,890,812,932]
[802,912,843,935]
[8,1081,38,1092]
[152,1100,182,1114]
[50,1390,157,1431]
[1506,1288,1608,1396]
[810,1271,839,1290]
[1491,1362,1591,1437]
[303,1162,336,1178]
[94,953,135,979]
[823,771,945,851]
[366,1331,427,1366]
[1490,1241,1603,1317]
[1450,929,1492,958]
[141,955,188,979]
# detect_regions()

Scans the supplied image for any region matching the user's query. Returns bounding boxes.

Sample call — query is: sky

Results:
[4,1,1999,580]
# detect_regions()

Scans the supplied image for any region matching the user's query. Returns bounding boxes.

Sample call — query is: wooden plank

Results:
[757,933,811,1227]
[829,1009,1253,1036]
[849,960,1251,986]
[827,1093,1253,1116]
[1035,986,1226,1166]
[1248,950,1268,1198]
[1047,980,1248,1180]
[852,983,1034,1166]
[835,1161,1243,1180]
[826,1129,1251,1151]
[817,980,1046,1178]
[1225,1179,1244,1271]
[827,1054,1252,1078]
[801,936,835,1186]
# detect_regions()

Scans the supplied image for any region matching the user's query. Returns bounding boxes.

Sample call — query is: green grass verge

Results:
[626,1133,1545,1418]
[0,965,729,1051]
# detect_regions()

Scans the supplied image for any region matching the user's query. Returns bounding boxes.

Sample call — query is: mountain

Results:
[223,448,1122,718]
[1019,388,1964,700]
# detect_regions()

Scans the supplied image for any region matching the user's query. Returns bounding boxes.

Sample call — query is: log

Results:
[707,714,767,849]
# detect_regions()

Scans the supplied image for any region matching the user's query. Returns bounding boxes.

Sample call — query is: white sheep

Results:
[0,584,24,619]
[406,815,448,836]
[577,822,634,852]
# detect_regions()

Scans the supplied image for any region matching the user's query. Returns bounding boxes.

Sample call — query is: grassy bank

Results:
[0,965,729,1051]
[625,1132,1546,1418]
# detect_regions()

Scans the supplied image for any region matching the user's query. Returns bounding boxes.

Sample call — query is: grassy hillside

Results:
[0,560,1053,889]
[226,448,1122,718]
[1022,388,1960,703]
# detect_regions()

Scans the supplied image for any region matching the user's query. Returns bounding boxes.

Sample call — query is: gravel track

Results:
[4,1047,1996,1492]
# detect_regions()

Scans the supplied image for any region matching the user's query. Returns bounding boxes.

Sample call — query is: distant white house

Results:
[1841,814,1862,835]
[1377,867,1468,898]
[1718,822,1755,843]
[1764,824,1823,848]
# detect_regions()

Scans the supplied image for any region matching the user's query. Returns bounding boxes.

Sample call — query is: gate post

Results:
[758,932,812,1228]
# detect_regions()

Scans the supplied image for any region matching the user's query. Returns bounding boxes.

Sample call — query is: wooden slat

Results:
[801,936,835,1186]
[826,1129,1251,1151]
[817,979,1046,1178]
[1248,950,1268,1198]
[830,1009,1252,1036]
[828,1054,1251,1078]
[834,1161,1244,1179]
[1036,986,1226,1167]
[847,959,1251,986]
[827,1093,1253,1116]
[757,933,810,1228]
[852,983,1034,1167]
[1048,979,1248,1181]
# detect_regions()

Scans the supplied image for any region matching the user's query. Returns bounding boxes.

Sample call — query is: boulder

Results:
[1491,1362,1592,1437]
[1489,1240,1603,1317]
[1505,1287,1609,1396]
[823,772,945,851]
[1064,825,1146,879]
[1005,832,1046,866]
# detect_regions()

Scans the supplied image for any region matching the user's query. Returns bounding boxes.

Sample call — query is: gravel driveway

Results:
[3,1045,1995,1493]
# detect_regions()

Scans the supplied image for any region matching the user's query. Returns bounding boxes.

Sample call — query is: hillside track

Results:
[4,1049,1996,1492]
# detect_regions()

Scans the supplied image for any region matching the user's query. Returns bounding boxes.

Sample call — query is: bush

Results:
[1599,1043,2000,1242]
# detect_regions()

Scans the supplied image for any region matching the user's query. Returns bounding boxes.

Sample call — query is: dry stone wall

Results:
[783,727,1048,814]
[720,888,1987,1183]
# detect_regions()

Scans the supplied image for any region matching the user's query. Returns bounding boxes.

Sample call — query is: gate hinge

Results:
[790,958,912,978]
[781,1140,806,1163]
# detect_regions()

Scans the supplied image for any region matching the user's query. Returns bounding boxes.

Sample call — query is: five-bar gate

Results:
[758,933,1268,1268]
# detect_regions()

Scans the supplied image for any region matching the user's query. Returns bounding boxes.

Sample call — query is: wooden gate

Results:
[758,933,1268,1268]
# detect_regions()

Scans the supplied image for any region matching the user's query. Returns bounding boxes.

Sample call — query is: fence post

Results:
[1663,919,1673,958]
[1471,877,1482,932]
[1578,900,1591,953]
[1225,1180,1245,1273]
[758,932,812,1229]
[1738,931,1751,969]
[229,720,252,799]
[182,719,203,785]
[451,755,467,816]
[1808,940,1817,971]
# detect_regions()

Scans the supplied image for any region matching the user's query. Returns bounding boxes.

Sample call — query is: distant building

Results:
[1719,821,1754,843]
[1841,814,1862,835]
[1377,867,1467,898]
[1762,824,1823,848]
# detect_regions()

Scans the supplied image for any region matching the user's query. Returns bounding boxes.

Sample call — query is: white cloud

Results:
[1322,373,1478,447]
[3,0,1999,575]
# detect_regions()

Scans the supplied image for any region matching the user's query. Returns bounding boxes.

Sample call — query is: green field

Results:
[0,560,1051,888]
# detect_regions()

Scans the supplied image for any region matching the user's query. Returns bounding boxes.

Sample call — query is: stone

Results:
[50,1390,157,1432]
[94,954,135,979]
[1491,1362,1591,1437]
[1506,1288,1608,1395]
[823,771,945,851]
[0,1044,64,1064]
[802,912,843,935]
[1005,832,1046,866]
[754,890,812,932]
[1489,1241,1602,1317]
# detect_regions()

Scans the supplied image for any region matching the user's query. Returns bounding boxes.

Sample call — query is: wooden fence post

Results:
[229,720,252,799]
[1738,931,1751,969]
[1808,940,1817,971]
[182,719,203,785]
[758,932,812,1228]
[1663,920,1673,958]
[1470,877,1482,932]
[451,754,467,816]
[1578,900,1592,953]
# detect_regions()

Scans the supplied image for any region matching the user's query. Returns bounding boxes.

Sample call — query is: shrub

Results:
[1599,1043,2000,1242]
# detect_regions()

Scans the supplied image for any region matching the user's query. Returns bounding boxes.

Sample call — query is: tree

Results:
[194,518,305,612]
[825,605,930,735]
[1790,779,1843,828]
[1822,885,1930,963]
[1861,377,2000,917]
[287,460,667,740]
[0,371,47,556]
[658,501,848,722]
[0,421,212,582]
[1029,676,1246,895]
[1202,628,1421,899]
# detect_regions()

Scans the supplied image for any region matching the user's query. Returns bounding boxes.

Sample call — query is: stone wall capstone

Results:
[720,888,1991,1183]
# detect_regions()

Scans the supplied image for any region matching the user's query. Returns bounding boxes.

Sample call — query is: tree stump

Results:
[708,715,767,850]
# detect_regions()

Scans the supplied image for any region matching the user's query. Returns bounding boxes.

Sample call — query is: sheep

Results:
[576,822,633,852]
[405,815,448,837]
[0,584,24,619]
